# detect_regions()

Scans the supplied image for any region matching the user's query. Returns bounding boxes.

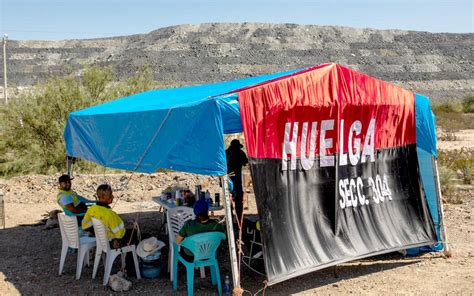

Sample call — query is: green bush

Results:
[433,97,474,140]
[431,100,463,114]
[450,149,474,185]
[82,66,114,100]
[0,65,162,177]
[455,159,474,185]
[462,94,474,113]
[437,148,473,204]
[437,166,461,204]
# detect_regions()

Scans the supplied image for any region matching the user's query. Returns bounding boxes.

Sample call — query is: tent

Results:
[65,68,300,175]
[65,63,447,286]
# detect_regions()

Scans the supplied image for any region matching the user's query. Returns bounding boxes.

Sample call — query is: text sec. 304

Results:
[339,174,393,209]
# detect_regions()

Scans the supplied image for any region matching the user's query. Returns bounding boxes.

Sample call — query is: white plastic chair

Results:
[58,213,96,279]
[91,217,141,285]
[167,206,194,282]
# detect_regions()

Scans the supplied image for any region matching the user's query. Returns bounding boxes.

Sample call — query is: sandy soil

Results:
[0,132,473,295]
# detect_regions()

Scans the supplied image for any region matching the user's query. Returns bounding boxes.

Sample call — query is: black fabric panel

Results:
[250,144,437,285]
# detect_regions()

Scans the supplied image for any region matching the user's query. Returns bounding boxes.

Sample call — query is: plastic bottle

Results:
[223,275,231,296]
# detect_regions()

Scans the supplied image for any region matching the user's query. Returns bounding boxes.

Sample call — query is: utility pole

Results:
[3,33,8,104]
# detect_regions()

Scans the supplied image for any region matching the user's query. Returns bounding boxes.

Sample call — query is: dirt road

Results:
[0,132,473,295]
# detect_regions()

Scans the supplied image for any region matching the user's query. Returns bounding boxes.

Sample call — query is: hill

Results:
[3,23,473,101]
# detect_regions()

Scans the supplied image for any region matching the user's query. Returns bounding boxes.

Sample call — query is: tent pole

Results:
[434,159,451,256]
[221,176,241,291]
[66,156,72,176]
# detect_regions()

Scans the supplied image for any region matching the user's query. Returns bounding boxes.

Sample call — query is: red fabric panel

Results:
[239,64,415,159]
[223,63,332,96]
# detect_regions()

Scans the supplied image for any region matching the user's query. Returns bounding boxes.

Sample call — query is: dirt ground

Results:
[0,132,473,295]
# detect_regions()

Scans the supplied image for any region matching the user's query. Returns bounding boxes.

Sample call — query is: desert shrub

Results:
[462,94,474,113]
[433,98,474,140]
[81,66,114,100]
[438,148,472,166]
[437,148,473,204]
[125,65,156,95]
[437,150,449,167]
[435,112,464,141]
[449,148,474,185]
[431,100,463,114]
[0,76,84,176]
[454,159,474,185]
[437,166,461,204]
[0,66,165,177]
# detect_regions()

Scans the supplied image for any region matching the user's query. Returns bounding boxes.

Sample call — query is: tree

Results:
[463,94,474,113]
[124,65,156,96]
[0,76,83,175]
[0,65,162,176]
[82,66,114,101]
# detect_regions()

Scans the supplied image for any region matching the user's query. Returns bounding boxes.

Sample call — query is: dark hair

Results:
[58,174,72,183]
[97,184,112,194]
[196,214,210,222]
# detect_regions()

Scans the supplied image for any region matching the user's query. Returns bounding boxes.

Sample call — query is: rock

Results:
[44,217,58,229]
[109,272,132,292]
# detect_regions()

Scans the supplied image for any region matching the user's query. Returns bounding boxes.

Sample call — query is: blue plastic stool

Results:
[173,232,226,296]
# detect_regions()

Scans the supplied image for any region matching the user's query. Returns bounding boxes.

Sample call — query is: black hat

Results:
[58,174,73,183]
[230,139,243,148]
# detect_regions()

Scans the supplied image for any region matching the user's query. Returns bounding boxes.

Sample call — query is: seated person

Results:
[57,174,95,224]
[176,199,226,261]
[183,190,196,207]
[82,184,140,275]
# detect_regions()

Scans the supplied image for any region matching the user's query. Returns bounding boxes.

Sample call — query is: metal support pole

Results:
[2,34,7,104]
[221,176,241,291]
[66,156,72,176]
[0,191,5,229]
[434,159,451,256]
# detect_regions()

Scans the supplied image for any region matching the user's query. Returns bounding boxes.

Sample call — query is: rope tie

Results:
[119,220,141,273]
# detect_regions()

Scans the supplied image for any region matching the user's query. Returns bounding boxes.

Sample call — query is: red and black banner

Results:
[238,64,437,285]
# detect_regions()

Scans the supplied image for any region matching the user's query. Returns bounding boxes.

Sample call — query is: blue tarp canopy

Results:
[410,93,443,254]
[64,69,299,176]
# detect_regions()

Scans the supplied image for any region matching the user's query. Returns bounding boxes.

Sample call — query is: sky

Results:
[0,0,472,40]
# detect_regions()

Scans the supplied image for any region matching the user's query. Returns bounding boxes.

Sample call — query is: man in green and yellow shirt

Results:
[82,184,141,277]
[82,184,126,244]
[57,174,94,224]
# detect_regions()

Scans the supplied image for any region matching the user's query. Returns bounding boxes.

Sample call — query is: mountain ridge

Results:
[3,23,473,101]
